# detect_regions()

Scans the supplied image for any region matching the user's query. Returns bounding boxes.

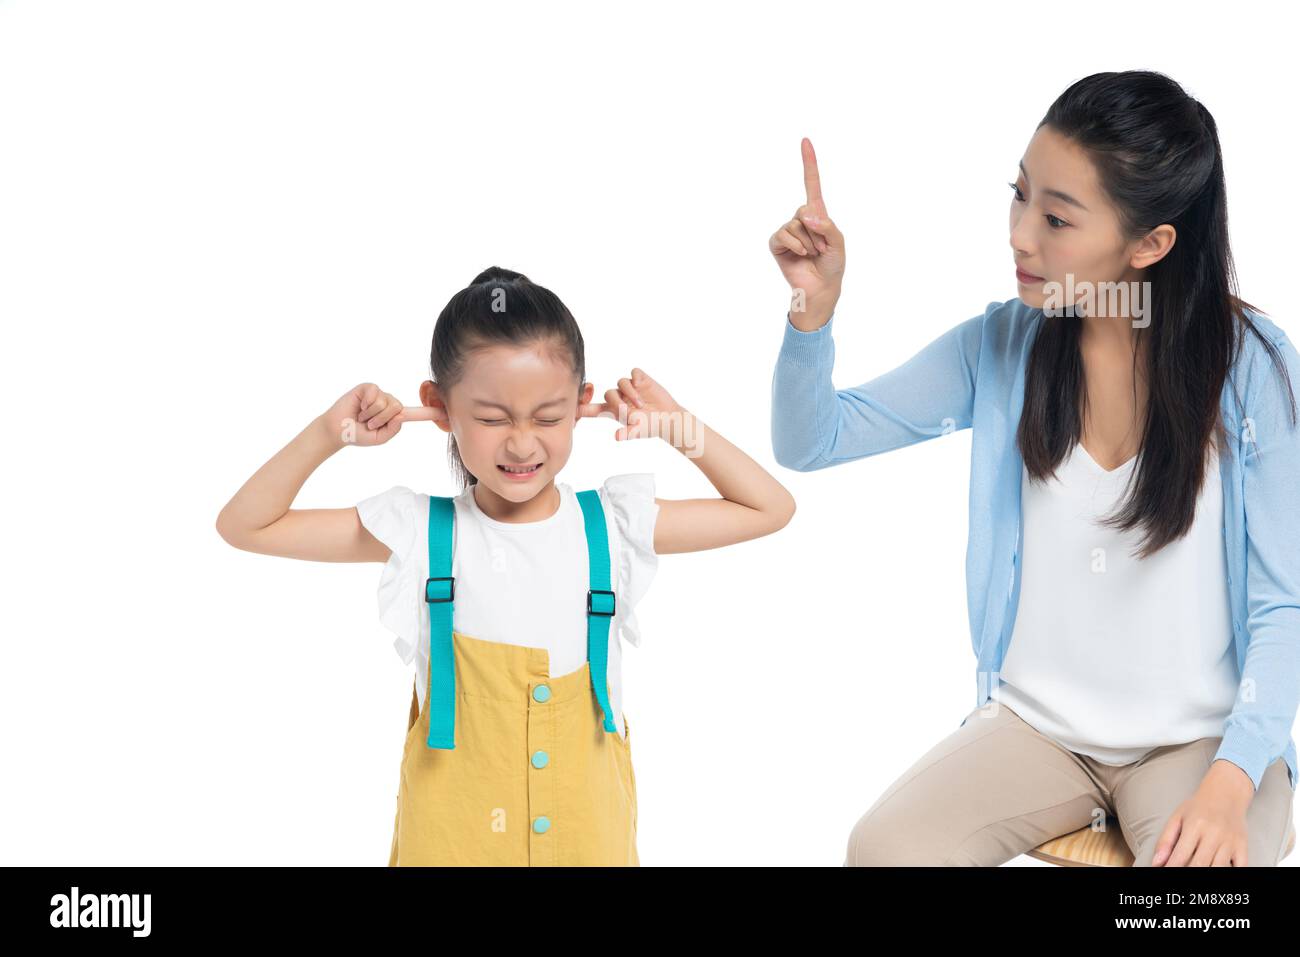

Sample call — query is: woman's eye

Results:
[1009,182,1068,229]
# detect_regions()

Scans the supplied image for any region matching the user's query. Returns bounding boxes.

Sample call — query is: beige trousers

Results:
[846,699,1296,866]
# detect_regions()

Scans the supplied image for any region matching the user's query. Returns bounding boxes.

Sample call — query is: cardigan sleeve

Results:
[770,302,994,472]
[1214,329,1300,791]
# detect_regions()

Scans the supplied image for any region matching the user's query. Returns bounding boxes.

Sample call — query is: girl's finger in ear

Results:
[401,405,441,421]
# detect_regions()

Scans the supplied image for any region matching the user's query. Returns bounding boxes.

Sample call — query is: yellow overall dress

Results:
[387,489,638,866]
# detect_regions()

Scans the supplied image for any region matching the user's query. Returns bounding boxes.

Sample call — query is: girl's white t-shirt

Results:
[355,474,659,740]
[995,442,1239,765]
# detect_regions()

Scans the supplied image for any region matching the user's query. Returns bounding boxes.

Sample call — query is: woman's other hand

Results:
[1151,760,1255,865]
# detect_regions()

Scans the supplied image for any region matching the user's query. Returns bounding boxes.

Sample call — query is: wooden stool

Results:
[1027,817,1297,867]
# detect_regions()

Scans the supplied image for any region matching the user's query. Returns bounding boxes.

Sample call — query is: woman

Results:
[769,71,1299,866]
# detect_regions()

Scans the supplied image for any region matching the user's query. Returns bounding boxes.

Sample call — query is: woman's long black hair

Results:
[430,266,586,491]
[1016,70,1296,559]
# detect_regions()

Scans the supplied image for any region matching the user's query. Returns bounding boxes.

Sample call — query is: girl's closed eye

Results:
[1007,181,1070,229]
[477,418,564,425]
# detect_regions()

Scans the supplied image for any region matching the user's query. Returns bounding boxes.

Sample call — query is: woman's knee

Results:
[845,806,947,866]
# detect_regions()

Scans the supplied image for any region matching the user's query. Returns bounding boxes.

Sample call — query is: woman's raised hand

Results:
[768,137,846,328]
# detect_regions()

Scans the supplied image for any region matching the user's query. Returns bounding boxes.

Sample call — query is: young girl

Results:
[216,266,795,866]
[770,72,1299,867]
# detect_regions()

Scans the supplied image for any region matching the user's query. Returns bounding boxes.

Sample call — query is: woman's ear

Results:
[420,380,453,433]
[1131,223,1177,270]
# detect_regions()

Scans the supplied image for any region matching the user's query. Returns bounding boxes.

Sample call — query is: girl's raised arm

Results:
[216,383,424,563]
[580,371,796,556]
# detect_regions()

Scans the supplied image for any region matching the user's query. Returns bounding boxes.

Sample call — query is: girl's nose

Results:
[505,432,542,457]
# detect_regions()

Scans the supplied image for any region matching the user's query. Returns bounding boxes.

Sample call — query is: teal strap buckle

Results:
[425,576,455,603]
[588,588,616,617]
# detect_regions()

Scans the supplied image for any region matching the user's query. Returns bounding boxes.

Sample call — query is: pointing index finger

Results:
[802,137,824,211]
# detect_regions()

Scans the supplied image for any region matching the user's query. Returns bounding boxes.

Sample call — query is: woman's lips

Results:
[1016,266,1044,284]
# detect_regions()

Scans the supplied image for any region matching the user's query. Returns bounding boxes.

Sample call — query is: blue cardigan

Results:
[771,297,1299,793]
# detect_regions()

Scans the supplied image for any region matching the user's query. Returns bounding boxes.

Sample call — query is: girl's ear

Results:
[420,380,453,434]
[573,382,599,425]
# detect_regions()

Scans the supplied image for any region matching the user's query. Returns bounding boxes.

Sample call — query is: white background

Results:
[2,0,1296,866]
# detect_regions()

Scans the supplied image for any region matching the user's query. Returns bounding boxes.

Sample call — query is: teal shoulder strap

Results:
[423,495,457,749]
[576,488,618,734]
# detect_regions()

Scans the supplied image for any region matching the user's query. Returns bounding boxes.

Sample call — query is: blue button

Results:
[531,750,549,769]
[533,815,551,834]
[532,684,551,703]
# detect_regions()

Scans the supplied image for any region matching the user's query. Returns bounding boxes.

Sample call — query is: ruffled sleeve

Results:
[355,485,425,666]
[597,473,660,648]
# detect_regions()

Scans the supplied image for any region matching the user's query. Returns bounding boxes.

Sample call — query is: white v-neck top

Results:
[355,475,660,740]
[994,442,1240,765]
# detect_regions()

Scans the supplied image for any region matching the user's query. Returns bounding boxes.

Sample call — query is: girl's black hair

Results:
[1017,70,1296,559]
[431,266,586,491]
